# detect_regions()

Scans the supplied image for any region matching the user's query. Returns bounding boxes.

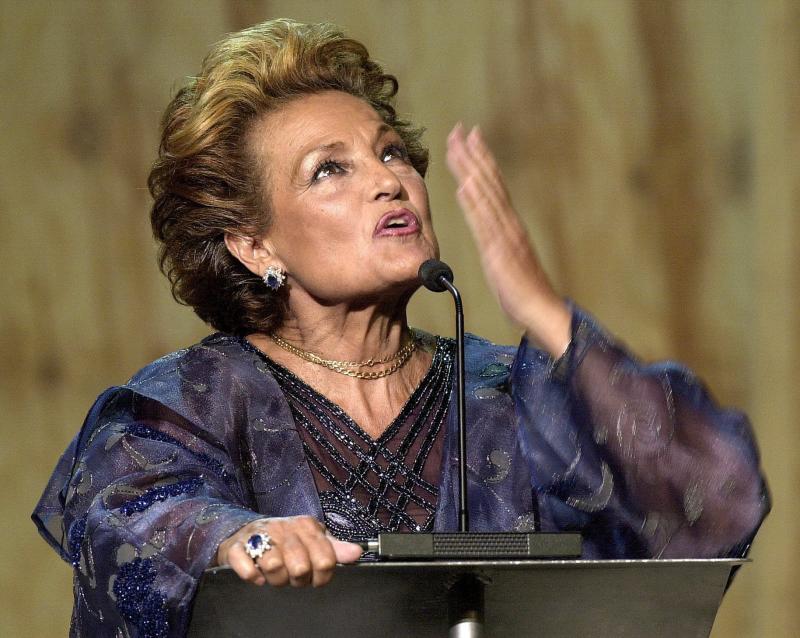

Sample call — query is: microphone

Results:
[418,260,468,532]
[359,259,581,559]
[419,259,454,292]
[359,259,581,638]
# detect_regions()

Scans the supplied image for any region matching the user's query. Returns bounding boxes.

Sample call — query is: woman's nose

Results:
[368,159,403,201]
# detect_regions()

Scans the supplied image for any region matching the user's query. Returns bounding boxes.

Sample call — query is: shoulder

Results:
[421,330,555,379]
[463,332,516,357]
[416,330,517,369]
[463,332,548,371]
[125,333,262,388]
[111,334,276,424]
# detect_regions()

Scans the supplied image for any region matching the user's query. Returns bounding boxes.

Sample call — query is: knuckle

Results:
[316,556,336,572]
[264,519,284,534]
[295,516,322,532]
[234,561,257,582]
[287,559,311,578]
[266,572,289,587]
[241,562,259,578]
[261,556,283,573]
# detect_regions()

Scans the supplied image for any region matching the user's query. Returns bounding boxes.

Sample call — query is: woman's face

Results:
[249,90,438,306]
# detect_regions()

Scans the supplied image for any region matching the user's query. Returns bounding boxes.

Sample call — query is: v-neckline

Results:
[240,335,445,444]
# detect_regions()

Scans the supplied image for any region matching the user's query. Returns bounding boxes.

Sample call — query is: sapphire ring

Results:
[245,533,272,561]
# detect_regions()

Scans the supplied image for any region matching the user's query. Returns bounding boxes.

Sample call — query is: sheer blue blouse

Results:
[32,308,769,637]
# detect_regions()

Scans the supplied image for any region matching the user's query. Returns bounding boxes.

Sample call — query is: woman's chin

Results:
[390,241,439,271]
[390,253,439,282]
[366,263,430,300]
[375,232,438,259]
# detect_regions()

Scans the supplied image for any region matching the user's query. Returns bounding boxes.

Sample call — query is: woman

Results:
[33,19,768,638]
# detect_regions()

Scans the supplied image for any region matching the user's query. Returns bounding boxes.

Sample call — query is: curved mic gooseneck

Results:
[358,260,581,560]
[419,259,468,533]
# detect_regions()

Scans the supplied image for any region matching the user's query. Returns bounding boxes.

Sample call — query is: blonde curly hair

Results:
[148,19,428,335]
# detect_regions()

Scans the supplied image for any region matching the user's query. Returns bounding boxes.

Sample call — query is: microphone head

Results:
[418,259,454,292]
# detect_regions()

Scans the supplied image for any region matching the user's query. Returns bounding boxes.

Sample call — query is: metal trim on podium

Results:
[188,558,744,637]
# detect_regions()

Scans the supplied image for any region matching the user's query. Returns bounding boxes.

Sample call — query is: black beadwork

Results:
[243,336,454,542]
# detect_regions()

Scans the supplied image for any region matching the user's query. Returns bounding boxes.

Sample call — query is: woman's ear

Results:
[224,232,281,277]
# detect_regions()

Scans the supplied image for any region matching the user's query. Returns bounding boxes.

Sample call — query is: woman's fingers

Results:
[444,121,572,354]
[218,516,362,589]
[279,529,315,587]
[258,545,291,587]
[447,124,507,204]
[330,536,364,564]
[277,516,340,587]
[447,125,520,243]
[301,532,339,588]
[226,541,266,586]
[449,123,538,245]
[465,127,508,198]
[445,123,472,181]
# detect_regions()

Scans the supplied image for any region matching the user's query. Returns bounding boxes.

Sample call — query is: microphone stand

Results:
[359,260,581,561]
[353,260,582,638]
[439,276,468,533]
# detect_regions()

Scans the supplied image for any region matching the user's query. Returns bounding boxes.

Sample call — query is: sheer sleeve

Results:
[32,388,263,638]
[512,307,769,559]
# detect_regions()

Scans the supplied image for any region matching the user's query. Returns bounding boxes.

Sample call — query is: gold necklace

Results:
[268,330,418,380]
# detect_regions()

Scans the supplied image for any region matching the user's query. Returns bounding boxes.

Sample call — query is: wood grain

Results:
[1,1,796,636]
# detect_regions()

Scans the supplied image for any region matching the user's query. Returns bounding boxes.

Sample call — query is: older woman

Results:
[34,19,767,638]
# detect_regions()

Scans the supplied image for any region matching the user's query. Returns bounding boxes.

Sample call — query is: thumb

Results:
[328,535,364,563]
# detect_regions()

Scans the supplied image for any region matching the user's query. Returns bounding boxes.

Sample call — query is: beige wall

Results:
[2,1,797,635]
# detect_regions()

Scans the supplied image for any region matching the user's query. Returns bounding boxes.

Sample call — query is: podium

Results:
[187,558,744,637]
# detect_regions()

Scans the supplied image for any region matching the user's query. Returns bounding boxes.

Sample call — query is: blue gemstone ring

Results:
[245,533,272,561]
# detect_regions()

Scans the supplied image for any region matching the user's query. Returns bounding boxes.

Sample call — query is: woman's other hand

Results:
[446,124,572,358]
[216,516,363,588]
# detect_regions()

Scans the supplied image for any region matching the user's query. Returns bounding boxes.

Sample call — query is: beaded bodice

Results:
[243,335,455,542]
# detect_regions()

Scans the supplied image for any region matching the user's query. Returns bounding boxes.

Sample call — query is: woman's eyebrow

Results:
[291,141,345,179]
[303,141,343,159]
[373,123,394,142]
[291,123,397,178]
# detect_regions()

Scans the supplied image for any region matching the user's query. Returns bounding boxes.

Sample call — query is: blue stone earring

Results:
[262,265,285,291]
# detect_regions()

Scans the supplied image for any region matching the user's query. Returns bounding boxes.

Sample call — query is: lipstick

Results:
[373,208,421,237]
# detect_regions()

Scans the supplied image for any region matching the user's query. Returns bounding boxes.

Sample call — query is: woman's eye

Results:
[312,160,344,182]
[381,144,408,163]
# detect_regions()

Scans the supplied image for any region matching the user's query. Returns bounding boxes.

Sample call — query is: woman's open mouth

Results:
[373,208,421,237]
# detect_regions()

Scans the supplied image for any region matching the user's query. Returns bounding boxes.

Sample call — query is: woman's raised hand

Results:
[216,516,363,588]
[445,124,572,358]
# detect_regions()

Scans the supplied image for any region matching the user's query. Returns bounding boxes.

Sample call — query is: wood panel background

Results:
[2,1,797,635]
